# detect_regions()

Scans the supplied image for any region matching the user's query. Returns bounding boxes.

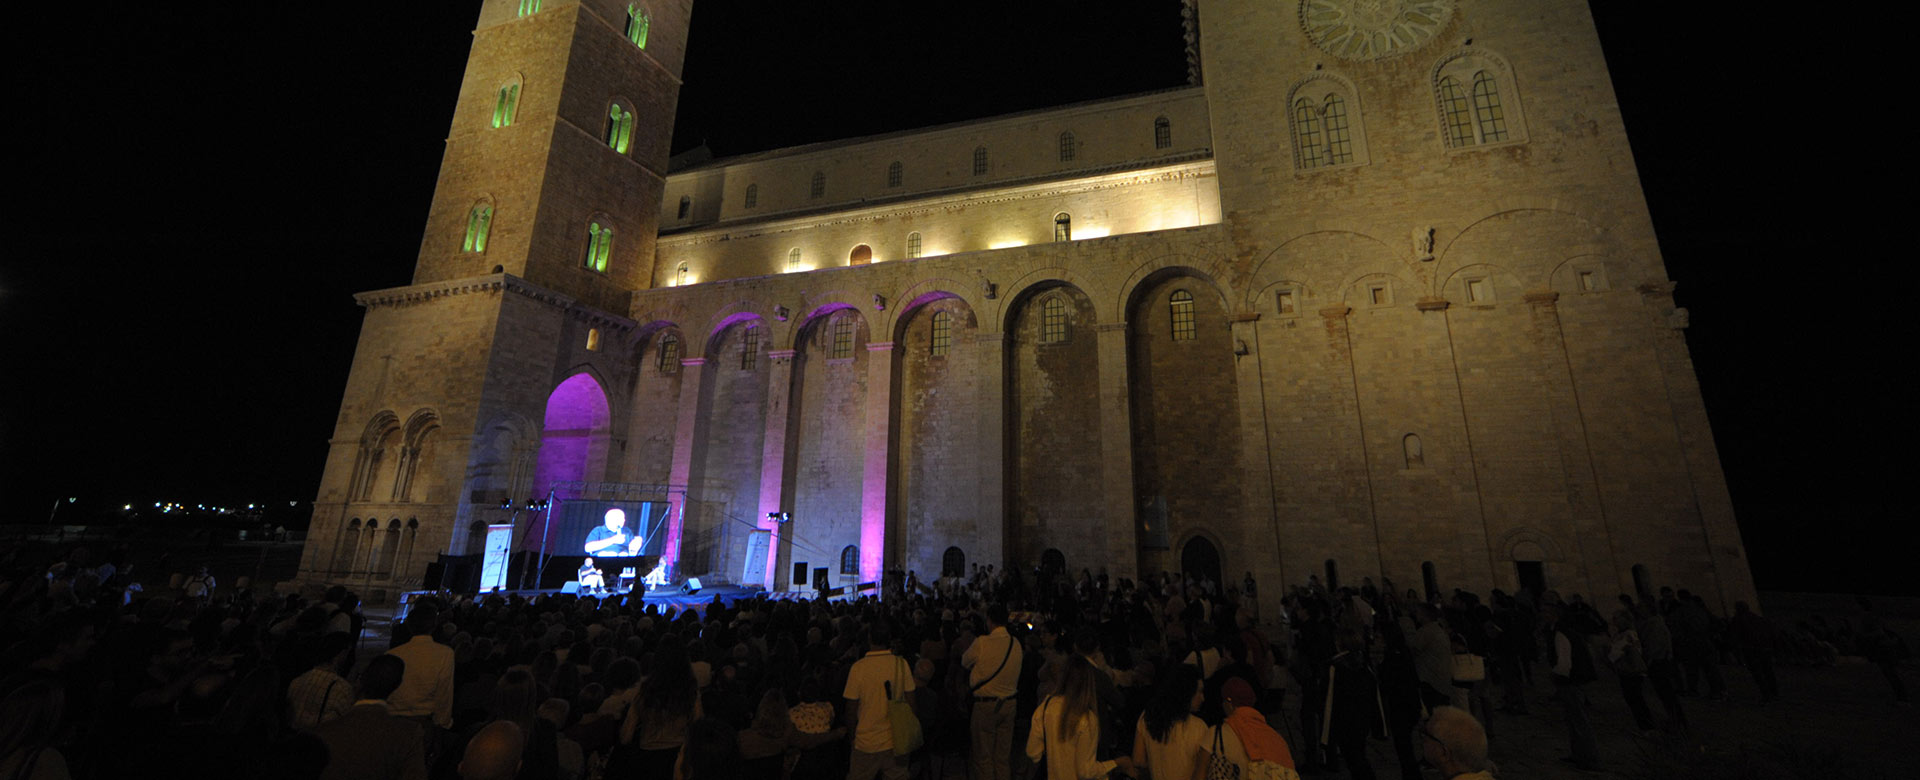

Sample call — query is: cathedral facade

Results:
[295,0,1757,612]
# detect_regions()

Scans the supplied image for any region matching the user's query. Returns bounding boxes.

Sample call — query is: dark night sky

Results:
[3,3,1898,593]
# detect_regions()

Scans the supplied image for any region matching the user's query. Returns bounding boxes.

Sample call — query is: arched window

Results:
[1293,98,1323,167]
[492,80,521,129]
[1438,76,1473,147]
[657,332,680,373]
[942,546,966,577]
[517,0,542,17]
[586,328,601,351]
[1040,296,1068,344]
[606,102,634,153]
[787,247,802,271]
[930,310,952,356]
[744,183,759,208]
[1289,75,1367,170]
[886,161,903,188]
[1053,212,1071,242]
[625,4,651,49]
[905,232,922,259]
[1153,116,1171,149]
[583,221,612,272]
[840,545,859,575]
[1169,290,1195,341]
[1404,433,1424,468]
[463,202,493,253]
[740,323,760,370]
[1435,52,1525,149]
[1321,96,1354,164]
[831,317,854,359]
[675,262,689,286]
[677,196,691,219]
[972,146,988,176]
[1058,131,1076,162]
[809,171,825,199]
[1471,72,1509,143]
[849,244,872,266]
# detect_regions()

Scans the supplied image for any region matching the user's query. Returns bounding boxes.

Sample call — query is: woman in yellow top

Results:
[1026,655,1137,779]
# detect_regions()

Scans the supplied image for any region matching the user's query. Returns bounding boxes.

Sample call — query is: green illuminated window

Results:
[626,4,650,49]
[584,221,612,272]
[463,203,493,253]
[517,0,541,18]
[606,103,634,153]
[492,82,520,129]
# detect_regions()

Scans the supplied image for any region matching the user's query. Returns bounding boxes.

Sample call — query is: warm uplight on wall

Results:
[989,239,1028,250]
[1073,226,1111,240]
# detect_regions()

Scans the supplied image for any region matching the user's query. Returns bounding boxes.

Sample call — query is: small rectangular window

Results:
[1276,289,1296,314]
[930,311,952,356]
[1578,270,1597,291]
[744,184,758,209]
[832,319,854,359]
[1154,118,1171,149]
[1465,277,1489,303]
[1369,284,1389,306]
[972,147,988,176]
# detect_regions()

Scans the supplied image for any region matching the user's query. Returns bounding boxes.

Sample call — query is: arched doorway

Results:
[1040,548,1066,576]
[943,546,965,578]
[1180,535,1221,591]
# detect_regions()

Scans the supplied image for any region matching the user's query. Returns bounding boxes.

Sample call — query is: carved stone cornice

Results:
[1415,297,1450,312]
[1637,280,1676,297]
[353,273,578,312]
[1230,312,1261,323]
[1523,291,1560,305]
[1319,305,1352,320]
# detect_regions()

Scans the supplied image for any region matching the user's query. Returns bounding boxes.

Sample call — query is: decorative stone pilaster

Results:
[1093,323,1139,581]
[858,342,899,583]
[754,350,798,590]
[662,357,707,577]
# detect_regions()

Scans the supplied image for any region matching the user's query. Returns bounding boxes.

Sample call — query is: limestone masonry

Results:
[295,0,1756,614]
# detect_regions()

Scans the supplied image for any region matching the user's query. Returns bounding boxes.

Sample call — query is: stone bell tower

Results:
[294,0,693,600]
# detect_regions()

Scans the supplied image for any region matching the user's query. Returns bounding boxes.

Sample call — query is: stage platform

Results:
[397,583,815,620]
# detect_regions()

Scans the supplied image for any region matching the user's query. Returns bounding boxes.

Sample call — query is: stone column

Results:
[755,349,798,590]
[1093,323,1139,581]
[859,342,899,584]
[1229,313,1286,622]
[972,333,1008,570]
[662,357,707,577]
[1523,292,1614,596]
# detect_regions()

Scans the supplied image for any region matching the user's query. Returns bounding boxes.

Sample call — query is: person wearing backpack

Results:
[964,605,1024,780]
[1543,604,1600,772]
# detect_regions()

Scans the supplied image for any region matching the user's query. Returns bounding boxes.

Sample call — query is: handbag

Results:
[1208,725,1240,780]
[1449,653,1485,683]
[887,657,925,756]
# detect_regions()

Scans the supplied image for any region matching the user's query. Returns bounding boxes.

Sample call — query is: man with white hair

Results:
[1418,706,1493,779]
[583,508,640,556]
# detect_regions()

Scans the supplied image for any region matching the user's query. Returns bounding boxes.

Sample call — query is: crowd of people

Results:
[1,543,1911,780]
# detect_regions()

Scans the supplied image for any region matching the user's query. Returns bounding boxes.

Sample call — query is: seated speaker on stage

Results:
[577,557,606,595]
[584,508,643,557]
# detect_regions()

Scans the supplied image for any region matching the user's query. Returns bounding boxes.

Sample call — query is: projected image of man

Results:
[584,508,641,556]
